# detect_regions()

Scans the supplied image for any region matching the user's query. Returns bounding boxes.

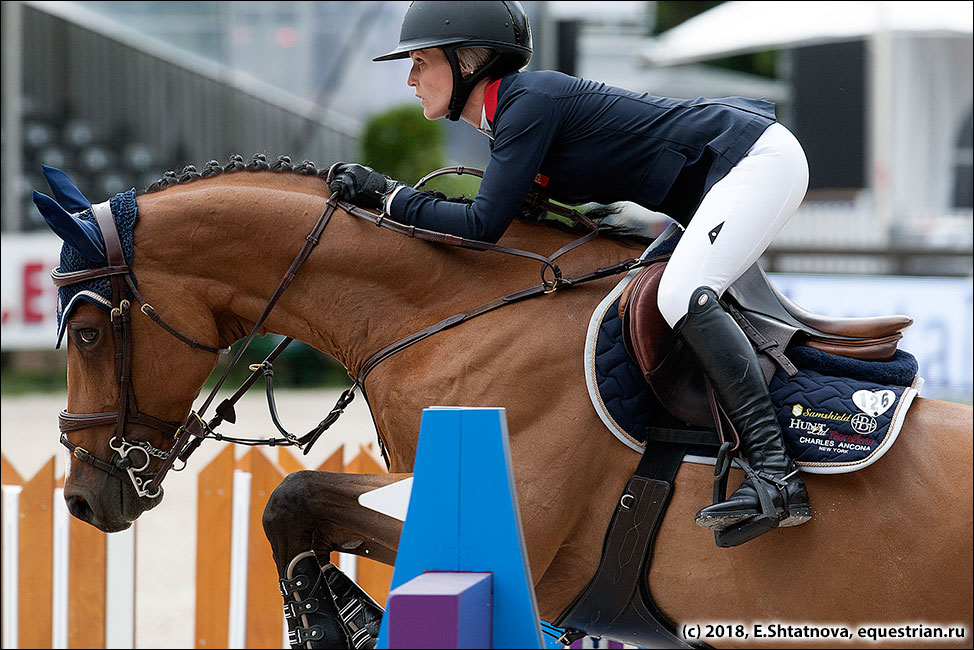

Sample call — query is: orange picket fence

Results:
[2,454,135,649]
[0,445,393,649]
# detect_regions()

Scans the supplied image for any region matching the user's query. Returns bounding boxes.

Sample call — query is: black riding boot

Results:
[675,287,811,540]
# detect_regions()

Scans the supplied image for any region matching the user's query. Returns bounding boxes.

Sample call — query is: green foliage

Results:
[361,104,446,185]
[360,103,483,198]
[0,367,67,394]
[709,51,777,79]
[416,172,483,201]
[653,1,777,78]
[653,0,723,34]
[203,336,351,391]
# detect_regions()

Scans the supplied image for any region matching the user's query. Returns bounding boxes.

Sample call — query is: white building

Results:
[640,1,973,273]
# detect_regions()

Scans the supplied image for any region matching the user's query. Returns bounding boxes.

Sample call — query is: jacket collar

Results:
[484,78,502,124]
[476,78,504,140]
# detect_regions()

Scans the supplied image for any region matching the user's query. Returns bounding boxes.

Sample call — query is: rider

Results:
[329,1,811,541]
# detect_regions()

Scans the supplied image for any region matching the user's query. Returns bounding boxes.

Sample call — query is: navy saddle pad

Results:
[586,287,923,475]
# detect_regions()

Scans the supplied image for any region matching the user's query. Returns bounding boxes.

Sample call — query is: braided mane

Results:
[142,153,328,194]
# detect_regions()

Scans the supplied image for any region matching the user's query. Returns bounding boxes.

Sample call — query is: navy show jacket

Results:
[389,70,776,243]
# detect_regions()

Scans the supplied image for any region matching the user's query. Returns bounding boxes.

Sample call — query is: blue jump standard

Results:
[377,407,546,649]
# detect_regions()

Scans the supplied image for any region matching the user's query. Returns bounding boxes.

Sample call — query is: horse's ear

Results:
[32,190,106,262]
[41,165,92,214]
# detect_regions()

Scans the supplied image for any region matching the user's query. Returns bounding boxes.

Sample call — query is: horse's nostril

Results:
[66,494,94,523]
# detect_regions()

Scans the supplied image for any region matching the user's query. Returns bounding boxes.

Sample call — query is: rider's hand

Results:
[328,163,400,211]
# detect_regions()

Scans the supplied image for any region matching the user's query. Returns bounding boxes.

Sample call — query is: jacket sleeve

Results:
[388,88,560,244]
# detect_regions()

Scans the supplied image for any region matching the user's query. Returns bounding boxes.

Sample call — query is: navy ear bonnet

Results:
[32,166,139,348]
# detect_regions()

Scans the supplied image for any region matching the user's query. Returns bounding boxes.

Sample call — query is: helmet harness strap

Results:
[442,46,510,122]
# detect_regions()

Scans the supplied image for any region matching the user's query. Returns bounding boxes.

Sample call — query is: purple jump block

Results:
[387,571,492,649]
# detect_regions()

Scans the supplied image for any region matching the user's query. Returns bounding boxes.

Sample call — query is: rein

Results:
[57,165,651,496]
[350,166,602,290]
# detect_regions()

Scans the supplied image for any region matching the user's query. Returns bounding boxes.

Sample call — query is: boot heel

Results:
[780,505,812,527]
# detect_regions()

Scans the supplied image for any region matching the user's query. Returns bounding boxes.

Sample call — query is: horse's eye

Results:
[78,328,99,344]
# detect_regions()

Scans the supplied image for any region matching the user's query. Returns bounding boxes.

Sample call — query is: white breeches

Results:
[657,122,809,327]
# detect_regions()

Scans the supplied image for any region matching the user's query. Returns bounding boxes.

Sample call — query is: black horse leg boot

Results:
[322,562,384,649]
[675,287,811,543]
[281,551,351,649]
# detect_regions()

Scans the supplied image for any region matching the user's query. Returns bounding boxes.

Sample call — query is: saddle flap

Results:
[619,263,715,427]
[619,263,672,376]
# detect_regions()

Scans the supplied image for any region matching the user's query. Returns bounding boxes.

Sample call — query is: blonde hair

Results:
[456,47,494,78]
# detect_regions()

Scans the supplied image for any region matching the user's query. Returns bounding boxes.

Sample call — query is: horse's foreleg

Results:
[262,470,408,649]
[262,469,406,571]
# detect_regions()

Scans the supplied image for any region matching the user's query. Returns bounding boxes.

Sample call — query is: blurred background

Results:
[0,3,971,648]
[2,1,972,401]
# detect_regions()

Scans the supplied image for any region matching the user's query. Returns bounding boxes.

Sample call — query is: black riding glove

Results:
[328,163,400,211]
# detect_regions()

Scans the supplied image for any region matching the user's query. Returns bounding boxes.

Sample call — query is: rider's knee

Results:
[657,273,715,328]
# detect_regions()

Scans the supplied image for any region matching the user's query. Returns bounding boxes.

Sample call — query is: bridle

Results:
[52,200,229,498]
[53,176,350,497]
[54,165,655,499]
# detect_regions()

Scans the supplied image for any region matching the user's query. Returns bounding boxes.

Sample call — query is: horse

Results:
[38,159,972,648]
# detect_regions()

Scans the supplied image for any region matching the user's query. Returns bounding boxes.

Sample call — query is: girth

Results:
[555,441,699,648]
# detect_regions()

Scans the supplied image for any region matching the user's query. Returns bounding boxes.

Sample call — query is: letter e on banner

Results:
[23,262,47,323]
[1,233,63,350]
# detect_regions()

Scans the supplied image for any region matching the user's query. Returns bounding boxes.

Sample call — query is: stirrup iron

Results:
[708,442,783,548]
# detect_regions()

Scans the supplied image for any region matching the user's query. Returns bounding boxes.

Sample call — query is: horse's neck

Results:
[134,174,600,373]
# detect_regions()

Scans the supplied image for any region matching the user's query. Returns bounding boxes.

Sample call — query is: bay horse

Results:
[41,161,972,648]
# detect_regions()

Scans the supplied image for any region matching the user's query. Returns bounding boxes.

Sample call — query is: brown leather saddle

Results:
[619,261,913,429]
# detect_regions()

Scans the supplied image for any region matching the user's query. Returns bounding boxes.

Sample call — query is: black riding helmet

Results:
[374,1,533,121]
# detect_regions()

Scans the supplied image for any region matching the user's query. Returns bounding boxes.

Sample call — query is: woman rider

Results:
[330,1,811,543]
